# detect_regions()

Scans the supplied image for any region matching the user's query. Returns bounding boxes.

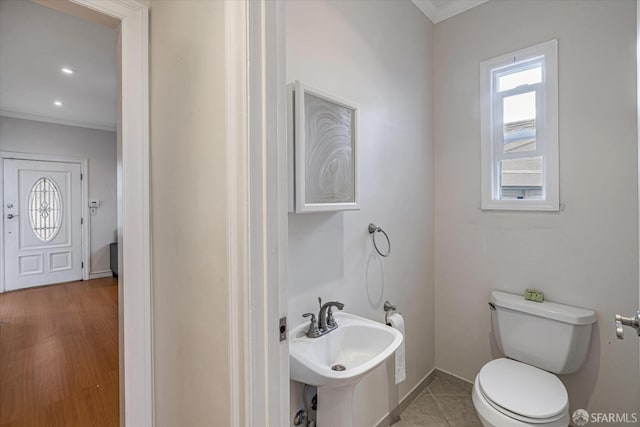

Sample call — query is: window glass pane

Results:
[503,91,536,154]
[499,156,543,200]
[28,177,63,242]
[498,66,541,92]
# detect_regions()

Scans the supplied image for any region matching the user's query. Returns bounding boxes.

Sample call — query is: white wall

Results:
[0,116,117,276]
[434,0,640,416]
[149,1,231,425]
[286,1,435,425]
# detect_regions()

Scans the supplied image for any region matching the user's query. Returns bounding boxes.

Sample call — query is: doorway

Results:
[0,0,119,424]
[0,0,151,425]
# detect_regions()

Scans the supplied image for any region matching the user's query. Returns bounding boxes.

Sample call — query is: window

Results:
[28,177,63,242]
[480,40,558,211]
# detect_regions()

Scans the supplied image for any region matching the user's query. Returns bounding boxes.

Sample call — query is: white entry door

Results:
[3,159,83,291]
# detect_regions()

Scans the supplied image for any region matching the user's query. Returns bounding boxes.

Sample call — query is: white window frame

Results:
[480,39,559,211]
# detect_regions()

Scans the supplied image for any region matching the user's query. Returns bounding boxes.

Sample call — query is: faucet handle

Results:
[303,313,320,338]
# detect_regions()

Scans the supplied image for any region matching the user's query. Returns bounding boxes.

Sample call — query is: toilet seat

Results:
[477,359,568,423]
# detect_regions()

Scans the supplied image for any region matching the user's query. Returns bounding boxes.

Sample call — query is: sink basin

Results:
[290,311,403,387]
[289,311,403,426]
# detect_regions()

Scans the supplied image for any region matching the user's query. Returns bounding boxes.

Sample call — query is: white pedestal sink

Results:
[289,312,403,427]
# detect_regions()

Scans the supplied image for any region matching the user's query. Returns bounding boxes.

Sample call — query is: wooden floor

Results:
[0,278,119,427]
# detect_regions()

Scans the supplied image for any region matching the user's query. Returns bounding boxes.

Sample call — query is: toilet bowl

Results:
[471,359,570,427]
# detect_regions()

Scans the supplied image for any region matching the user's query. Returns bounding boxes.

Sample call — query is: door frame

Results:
[225,0,289,425]
[67,1,153,426]
[0,151,90,291]
[636,0,640,375]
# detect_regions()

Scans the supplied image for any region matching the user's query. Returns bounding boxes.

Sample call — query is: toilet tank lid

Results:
[490,291,597,325]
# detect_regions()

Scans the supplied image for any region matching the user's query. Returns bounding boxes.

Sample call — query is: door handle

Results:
[615,310,640,339]
[6,214,19,219]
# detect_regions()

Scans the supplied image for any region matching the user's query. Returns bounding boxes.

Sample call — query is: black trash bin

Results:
[110,242,118,277]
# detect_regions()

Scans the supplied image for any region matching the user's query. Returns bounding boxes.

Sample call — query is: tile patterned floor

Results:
[391,372,483,427]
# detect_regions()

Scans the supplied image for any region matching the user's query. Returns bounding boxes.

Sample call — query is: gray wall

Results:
[0,116,117,276]
[286,1,435,425]
[434,0,639,416]
[149,1,231,425]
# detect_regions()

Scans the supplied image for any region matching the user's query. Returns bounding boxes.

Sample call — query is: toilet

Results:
[472,290,597,427]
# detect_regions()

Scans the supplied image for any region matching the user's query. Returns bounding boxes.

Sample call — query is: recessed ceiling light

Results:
[61,67,75,75]
[54,100,63,107]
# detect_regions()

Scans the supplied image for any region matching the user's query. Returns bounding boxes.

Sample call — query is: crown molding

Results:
[411,0,488,24]
[33,0,120,28]
[0,110,116,132]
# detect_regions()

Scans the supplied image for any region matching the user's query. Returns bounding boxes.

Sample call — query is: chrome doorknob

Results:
[615,311,640,340]
[616,322,625,339]
[6,214,18,219]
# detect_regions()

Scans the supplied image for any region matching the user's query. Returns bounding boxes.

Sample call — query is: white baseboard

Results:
[89,270,114,279]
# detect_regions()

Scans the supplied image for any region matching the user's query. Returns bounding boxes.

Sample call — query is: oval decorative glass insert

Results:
[28,177,63,242]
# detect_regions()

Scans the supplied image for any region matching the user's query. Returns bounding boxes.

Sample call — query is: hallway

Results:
[0,278,119,427]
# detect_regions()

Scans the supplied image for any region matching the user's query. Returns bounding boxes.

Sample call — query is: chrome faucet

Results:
[301,298,345,338]
[318,298,344,332]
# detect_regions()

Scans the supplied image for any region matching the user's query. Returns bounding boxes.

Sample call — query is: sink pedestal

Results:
[317,383,357,427]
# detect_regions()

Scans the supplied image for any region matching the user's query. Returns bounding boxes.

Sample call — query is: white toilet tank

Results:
[490,290,597,374]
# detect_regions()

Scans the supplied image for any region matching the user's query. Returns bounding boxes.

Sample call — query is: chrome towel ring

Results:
[368,223,391,257]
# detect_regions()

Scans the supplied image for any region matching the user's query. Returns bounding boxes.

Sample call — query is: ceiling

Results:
[0,0,484,133]
[411,0,488,23]
[0,0,117,131]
